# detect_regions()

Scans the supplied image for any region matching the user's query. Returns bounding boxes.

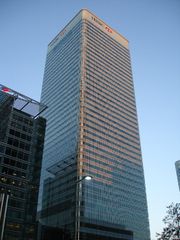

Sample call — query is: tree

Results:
[156,203,180,240]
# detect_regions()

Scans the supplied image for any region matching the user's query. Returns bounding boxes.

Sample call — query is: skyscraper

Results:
[0,84,46,240]
[175,160,180,191]
[38,9,150,240]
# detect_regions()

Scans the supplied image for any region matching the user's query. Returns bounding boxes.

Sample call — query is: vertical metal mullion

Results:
[0,193,9,240]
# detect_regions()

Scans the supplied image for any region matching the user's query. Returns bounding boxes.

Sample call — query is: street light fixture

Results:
[84,176,92,181]
[75,175,93,240]
[76,175,93,183]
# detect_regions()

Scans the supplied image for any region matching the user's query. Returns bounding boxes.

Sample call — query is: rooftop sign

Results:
[48,9,128,53]
[84,10,128,48]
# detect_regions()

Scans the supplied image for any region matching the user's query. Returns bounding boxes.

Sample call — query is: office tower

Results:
[175,160,180,191]
[0,84,46,240]
[38,9,150,240]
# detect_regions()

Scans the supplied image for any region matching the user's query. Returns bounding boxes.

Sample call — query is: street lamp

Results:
[75,175,93,240]
[76,175,92,183]
[83,176,92,181]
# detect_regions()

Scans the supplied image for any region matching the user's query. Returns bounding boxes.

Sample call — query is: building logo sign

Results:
[48,12,82,52]
[91,16,113,34]
[91,16,103,27]
[0,85,11,94]
[48,10,128,53]
[88,12,128,48]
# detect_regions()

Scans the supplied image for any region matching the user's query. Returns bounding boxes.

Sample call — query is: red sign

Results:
[105,26,112,33]
[2,87,10,92]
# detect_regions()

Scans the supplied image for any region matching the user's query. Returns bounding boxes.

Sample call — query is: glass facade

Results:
[38,9,150,240]
[0,89,46,240]
[175,160,180,191]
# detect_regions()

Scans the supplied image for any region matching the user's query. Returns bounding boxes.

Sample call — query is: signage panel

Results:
[48,9,128,53]
[82,9,128,49]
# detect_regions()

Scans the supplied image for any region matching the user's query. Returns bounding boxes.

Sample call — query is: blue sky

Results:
[1,0,180,238]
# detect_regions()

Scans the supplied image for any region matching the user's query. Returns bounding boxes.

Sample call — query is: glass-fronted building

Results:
[175,160,180,191]
[0,85,46,240]
[38,9,150,240]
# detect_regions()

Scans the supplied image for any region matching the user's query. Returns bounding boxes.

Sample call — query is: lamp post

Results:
[75,175,92,240]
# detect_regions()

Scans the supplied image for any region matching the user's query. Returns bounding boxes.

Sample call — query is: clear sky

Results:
[0,0,179,239]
